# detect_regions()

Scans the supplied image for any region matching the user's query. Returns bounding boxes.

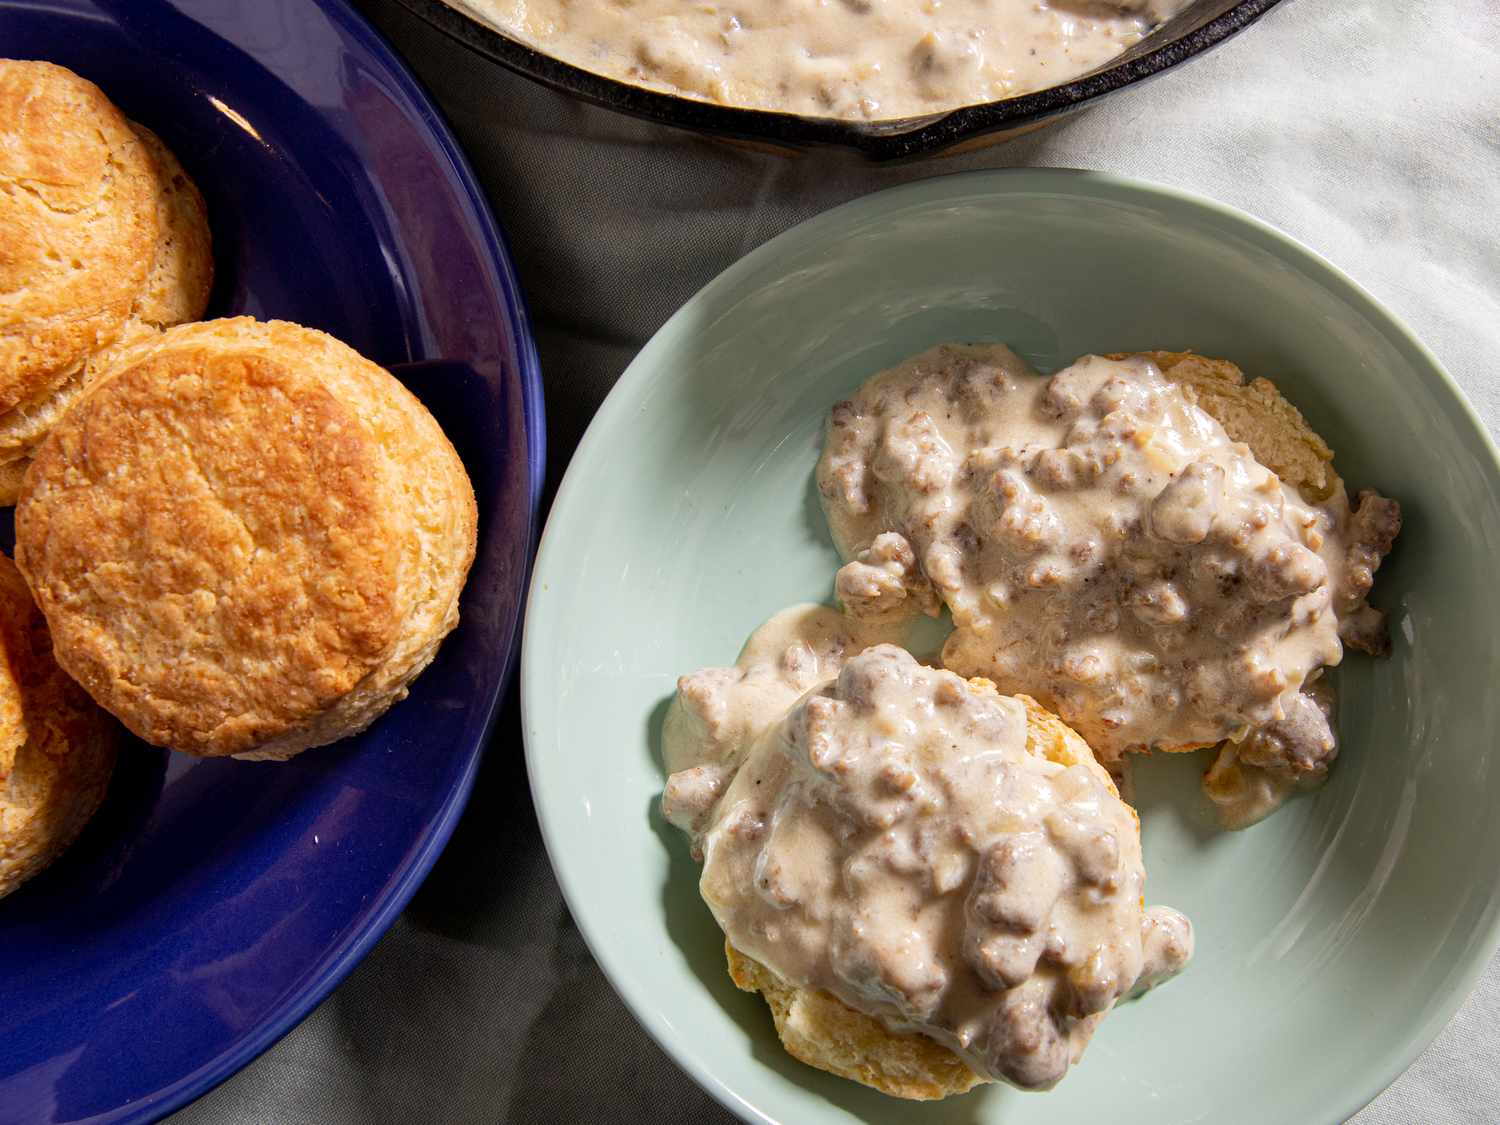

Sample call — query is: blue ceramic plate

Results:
[0,2,544,1122]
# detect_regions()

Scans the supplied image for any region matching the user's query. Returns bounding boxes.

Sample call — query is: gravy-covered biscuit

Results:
[666,633,1192,1098]
[0,60,158,414]
[817,344,1400,826]
[15,317,477,760]
[0,112,213,501]
[722,689,1126,1100]
[0,553,117,899]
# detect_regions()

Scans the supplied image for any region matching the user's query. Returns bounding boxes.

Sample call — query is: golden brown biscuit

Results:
[725,691,1126,1101]
[123,123,214,331]
[0,553,118,899]
[0,118,213,501]
[0,60,158,414]
[15,317,477,760]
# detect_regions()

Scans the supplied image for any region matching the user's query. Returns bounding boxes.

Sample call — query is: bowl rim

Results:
[520,166,1500,1123]
[65,0,547,1119]
[394,0,1284,160]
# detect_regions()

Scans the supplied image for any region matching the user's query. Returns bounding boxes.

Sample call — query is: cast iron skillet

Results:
[395,0,1283,160]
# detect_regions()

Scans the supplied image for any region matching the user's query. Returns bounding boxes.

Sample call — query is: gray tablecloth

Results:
[171,0,1500,1120]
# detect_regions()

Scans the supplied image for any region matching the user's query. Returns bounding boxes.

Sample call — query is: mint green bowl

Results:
[521,169,1500,1123]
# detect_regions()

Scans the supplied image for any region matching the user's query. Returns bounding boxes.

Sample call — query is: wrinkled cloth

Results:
[171,0,1500,1120]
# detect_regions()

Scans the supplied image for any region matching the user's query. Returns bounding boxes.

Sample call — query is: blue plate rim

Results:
[519,166,1500,1124]
[75,0,547,1119]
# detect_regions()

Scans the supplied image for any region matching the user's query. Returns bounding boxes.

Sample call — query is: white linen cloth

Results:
[171,0,1500,1119]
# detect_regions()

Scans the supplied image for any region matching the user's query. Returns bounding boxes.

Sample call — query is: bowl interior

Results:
[0,3,540,1122]
[524,168,1500,1123]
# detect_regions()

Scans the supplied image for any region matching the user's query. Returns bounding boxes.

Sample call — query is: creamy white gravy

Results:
[817,344,1400,825]
[448,0,1193,121]
[663,604,905,794]
[1202,675,1337,829]
[663,612,1190,1090]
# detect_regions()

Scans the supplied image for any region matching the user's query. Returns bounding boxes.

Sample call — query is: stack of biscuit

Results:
[0,60,478,897]
[0,59,212,504]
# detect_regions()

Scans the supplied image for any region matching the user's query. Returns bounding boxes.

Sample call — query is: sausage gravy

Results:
[448,0,1193,121]
[817,345,1400,823]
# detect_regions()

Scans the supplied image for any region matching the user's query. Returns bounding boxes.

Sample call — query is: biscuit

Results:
[0,118,213,501]
[725,691,1126,1101]
[15,317,478,760]
[0,60,158,415]
[122,123,214,331]
[0,553,118,899]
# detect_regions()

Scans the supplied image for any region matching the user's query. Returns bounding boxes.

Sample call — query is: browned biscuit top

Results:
[0,60,157,412]
[16,334,410,755]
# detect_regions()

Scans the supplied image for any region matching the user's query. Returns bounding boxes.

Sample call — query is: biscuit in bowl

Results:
[722,691,1140,1101]
[15,317,477,760]
[665,630,1191,1098]
[818,344,1400,825]
[0,553,117,900]
[0,60,158,417]
[0,109,213,502]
